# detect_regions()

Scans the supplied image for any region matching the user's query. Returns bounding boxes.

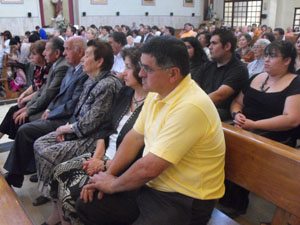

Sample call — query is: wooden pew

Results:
[0,55,20,100]
[222,122,300,225]
[0,173,33,225]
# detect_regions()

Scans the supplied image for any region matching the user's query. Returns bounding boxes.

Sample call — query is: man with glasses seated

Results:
[75,36,226,225]
[192,28,249,121]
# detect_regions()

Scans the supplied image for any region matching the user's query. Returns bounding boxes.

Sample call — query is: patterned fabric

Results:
[32,64,51,92]
[49,86,144,224]
[51,153,91,225]
[34,71,122,197]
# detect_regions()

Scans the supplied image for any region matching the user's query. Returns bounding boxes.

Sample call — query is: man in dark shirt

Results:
[192,28,249,121]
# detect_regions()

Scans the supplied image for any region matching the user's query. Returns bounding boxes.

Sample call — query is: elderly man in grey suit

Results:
[14,37,69,124]
[4,37,88,191]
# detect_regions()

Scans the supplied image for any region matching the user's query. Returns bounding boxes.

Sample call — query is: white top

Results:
[112,52,125,75]
[203,47,211,60]
[105,109,132,160]
[133,35,142,43]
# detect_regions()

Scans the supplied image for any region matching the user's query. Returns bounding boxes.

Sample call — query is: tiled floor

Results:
[0,103,51,225]
[0,103,275,225]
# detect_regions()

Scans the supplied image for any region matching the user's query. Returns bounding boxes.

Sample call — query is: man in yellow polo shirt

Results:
[77,37,225,225]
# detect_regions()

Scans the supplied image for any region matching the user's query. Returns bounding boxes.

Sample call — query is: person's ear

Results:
[168,67,181,84]
[224,42,232,52]
[96,57,104,69]
[283,57,291,67]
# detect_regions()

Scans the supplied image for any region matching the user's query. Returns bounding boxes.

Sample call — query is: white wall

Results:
[0,0,40,36]
[77,0,204,29]
[275,0,300,29]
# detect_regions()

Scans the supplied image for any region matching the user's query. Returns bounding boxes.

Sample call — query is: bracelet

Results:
[231,111,242,119]
[103,158,108,171]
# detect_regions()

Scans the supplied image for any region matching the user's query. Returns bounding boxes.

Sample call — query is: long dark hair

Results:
[182,37,208,68]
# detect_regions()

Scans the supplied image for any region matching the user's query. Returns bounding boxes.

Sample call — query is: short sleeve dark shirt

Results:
[192,55,249,120]
[242,75,300,146]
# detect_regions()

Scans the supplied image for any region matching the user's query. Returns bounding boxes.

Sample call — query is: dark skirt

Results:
[0,104,26,139]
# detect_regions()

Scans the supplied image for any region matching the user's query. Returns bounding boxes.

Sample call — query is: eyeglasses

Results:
[139,62,174,74]
[264,53,282,59]
[253,45,262,49]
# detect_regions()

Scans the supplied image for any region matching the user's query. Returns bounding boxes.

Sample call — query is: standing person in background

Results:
[36,26,47,40]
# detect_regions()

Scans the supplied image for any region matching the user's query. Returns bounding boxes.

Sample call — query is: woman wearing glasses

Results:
[219,40,300,218]
[247,38,270,78]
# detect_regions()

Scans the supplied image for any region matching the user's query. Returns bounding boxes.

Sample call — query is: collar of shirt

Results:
[74,62,83,73]
[154,74,192,105]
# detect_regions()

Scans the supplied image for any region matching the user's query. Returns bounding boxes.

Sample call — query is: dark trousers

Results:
[4,119,67,175]
[76,190,140,225]
[76,186,215,225]
[0,105,27,139]
[219,180,249,212]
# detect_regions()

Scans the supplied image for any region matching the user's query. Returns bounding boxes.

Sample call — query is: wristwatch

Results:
[231,111,242,119]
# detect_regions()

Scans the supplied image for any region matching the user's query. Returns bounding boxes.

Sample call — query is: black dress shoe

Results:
[33,195,50,206]
[4,173,24,188]
[29,174,38,183]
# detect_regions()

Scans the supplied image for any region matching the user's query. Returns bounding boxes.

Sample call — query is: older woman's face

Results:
[82,46,101,76]
[239,36,248,48]
[295,38,300,55]
[30,51,45,66]
[123,56,140,88]
[253,42,264,59]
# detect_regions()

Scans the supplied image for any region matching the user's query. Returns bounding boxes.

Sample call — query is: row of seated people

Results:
[0,29,299,224]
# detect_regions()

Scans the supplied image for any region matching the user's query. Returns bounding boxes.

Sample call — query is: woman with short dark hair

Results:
[33,39,122,203]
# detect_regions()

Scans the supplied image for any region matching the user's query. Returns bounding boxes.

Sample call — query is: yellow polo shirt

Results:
[134,75,225,200]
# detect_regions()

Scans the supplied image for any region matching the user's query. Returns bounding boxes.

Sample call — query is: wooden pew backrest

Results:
[222,122,300,222]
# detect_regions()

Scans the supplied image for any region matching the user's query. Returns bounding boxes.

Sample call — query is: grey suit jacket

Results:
[26,57,69,121]
[46,65,88,120]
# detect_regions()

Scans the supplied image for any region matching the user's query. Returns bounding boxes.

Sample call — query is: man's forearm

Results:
[107,129,144,176]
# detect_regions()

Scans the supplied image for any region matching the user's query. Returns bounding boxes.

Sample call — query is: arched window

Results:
[224,0,263,28]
